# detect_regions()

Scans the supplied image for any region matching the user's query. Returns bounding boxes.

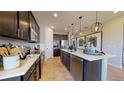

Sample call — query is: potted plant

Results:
[68,45,76,52]
[0,43,21,70]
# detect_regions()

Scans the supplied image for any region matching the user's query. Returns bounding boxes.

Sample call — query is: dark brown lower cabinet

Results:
[70,56,102,81]
[23,62,36,81]
[61,50,70,71]
[83,59,102,81]
[61,50,102,81]
[27,70,36,81]
[35,58,41,81]
[22,56,41,81]
[54,49,60,56]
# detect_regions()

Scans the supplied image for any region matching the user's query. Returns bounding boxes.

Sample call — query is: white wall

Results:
[103,15,124,68]
[39,24,53,60]
[39,24,46,50]
[44,27,53,60]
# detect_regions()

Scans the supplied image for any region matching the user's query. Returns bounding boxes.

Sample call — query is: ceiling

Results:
[33,11,124,34]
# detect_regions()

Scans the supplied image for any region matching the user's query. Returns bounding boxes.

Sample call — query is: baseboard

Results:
[108,63,122,69]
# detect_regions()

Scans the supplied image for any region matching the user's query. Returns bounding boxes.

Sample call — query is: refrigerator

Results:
[60,40,68,49]
[53,40,68,56]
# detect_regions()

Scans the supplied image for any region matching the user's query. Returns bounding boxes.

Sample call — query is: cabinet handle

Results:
[17,28,20,37]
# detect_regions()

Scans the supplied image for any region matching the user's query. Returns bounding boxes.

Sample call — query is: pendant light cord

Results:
[96,11,98,23]
[79,16,82,32]
[71,23,74,35]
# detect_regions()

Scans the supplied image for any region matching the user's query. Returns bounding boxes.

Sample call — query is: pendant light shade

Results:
[91,11,103,32]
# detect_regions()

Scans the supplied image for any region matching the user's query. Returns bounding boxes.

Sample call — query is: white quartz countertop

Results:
[61,49,115,61]
[0,54,41,80]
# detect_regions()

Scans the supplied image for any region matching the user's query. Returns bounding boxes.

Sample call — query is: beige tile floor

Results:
[40,57,124,81]
[40,57,74,81]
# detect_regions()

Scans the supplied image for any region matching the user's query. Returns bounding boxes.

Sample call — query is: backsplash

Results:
[0,36,39,48]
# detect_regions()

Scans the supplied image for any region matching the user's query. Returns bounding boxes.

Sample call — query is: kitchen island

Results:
[61,49,115,81]
[0,53,43,81]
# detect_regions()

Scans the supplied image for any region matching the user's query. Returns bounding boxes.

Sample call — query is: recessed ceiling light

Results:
[79,32,82,36]
[51,26,54,29]
[113,11,119,13]
[53,13,58,17]
[76,30,79,32]
[64,28,67,30]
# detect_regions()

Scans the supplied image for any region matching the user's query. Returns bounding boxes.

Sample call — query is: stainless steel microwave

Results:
[29,28,37,42]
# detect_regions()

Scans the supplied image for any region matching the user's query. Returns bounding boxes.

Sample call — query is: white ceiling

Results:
[33,11,124,34]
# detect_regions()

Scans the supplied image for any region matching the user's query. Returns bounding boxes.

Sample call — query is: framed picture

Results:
[71,38,77,48]
[77,36,85,49]
[86,32,102,51]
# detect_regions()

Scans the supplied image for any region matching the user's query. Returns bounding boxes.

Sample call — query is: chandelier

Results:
[91,11,103,32]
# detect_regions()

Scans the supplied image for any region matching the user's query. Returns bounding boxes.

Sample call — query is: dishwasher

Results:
[70,55,83,81]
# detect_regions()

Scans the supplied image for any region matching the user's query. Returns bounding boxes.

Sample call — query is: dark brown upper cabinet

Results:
[29,12,40,43]
[18,11,29,41]
[0,11,18,38]
[0,11,40,43]
[35,21,40,43]
[29,12,36,32]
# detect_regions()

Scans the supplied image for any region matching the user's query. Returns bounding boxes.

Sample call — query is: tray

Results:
[83,51,102,56]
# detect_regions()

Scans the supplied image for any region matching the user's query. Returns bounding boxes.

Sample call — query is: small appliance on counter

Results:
[34,45,41,54]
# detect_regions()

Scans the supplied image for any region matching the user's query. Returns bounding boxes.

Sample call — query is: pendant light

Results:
[91,11,103,32]
[71,23,74,39]
[79,16,83,36]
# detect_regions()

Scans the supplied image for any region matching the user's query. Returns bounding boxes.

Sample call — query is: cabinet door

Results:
[60,50,64,63]
[29,12,39,42]
[83,59,102,81]
[28,70,36,81]
[35,22,40,43]
[18,11,29,40]
[29,12,36,31]
[23,63,35,81]
[35,62,40,80]
[0,11,17,38]
[54,49,60,56]
[64,52,70,71]
[35,57,41,80]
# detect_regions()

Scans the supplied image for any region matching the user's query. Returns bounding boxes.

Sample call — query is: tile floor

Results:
[40,57,74,81]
